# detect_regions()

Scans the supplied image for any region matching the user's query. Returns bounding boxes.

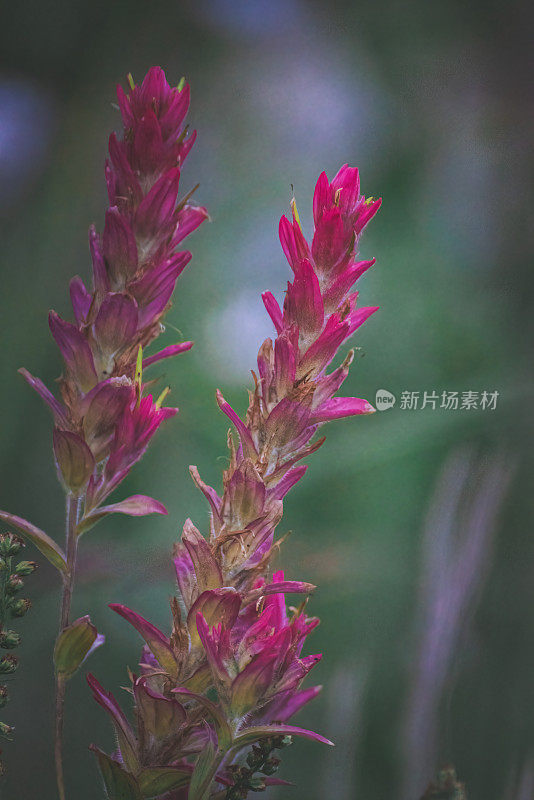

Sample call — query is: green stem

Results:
[196,750,227,800]
[0,555,10,631]
[54,493,82,800]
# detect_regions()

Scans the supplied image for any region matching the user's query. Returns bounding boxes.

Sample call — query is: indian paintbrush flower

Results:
[21,67,207,518]
[89,164,380,798]
[1,66,207,552]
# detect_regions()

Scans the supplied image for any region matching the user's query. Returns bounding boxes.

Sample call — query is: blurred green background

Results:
[0,1,532,797]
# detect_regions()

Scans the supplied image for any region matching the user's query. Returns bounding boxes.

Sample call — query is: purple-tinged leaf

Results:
[138,766,192,796]
[181,519,223,595]
[53,429,95,493]
[187,588,240,648]
[216,390,257,458]
[172,687,232,750]
[89,746,142,800]
[93,293,139,357]
[0,510,66,572]
[54,616,104,678]
[257,685,322,724]
[189,466,222,521]
[134,678,186,739]
[69,276,92,325]
[261,291,283,334]
[109,604,179,679]
[271,465,307,500]
[87,676,139,773]
[18,368,69,426]
[231,654,278,716]
[77,495,167,535]
[311,396,375,423]
[245,581,316,603]
[103,207,138,285]
[48,311,98,392]
[135,167,181,236]
[143,341,193,368]
[188,737,216,800]
[231,723,333,751]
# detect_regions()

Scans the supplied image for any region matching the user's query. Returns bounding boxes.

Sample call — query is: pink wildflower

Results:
[90,165,379,797]
[21,67,207,519]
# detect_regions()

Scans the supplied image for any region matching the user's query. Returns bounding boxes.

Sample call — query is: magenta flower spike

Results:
[90,165,379,798]
[0,67,207,798]
[22,69,207,523]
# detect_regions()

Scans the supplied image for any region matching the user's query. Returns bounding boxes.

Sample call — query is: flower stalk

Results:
[54,493,83,800]
[0,66,207,798]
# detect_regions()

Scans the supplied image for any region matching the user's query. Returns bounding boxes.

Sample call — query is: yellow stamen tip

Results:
[135,345,143,387]
[127,73,135,91]
[155,386,171,409]
[290,198,302,231]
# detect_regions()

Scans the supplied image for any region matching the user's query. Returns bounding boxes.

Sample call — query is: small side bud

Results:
[0,722,14,741]
[54,616,104,679]
[0,631,21,649]
[0,534,24,557]
[6,576,24,595]
[249,775,266,791]
[261,757,280,776]
[0,685,8,707]
[10,599,31,618]
[53,429,95,493]
[0,655,18,674]
[274,734,293,749]
[15,561,38,576]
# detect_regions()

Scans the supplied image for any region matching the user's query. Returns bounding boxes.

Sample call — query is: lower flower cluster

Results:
[88,570,328,799]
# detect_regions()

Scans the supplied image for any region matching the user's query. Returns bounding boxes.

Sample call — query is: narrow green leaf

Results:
[138,766,191,797]
[91,746,142,800]
[172,688,232,750]
[188,739,216,800]
[54,616,104,679]
[230,723,334,753]
[77,495,167,536]
[0,510,66,572]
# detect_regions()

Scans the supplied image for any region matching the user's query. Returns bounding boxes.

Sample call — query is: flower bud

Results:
[53,428,95,493]
[249,775,266,791]
[0,721,14,740]
[0,630,21,649]
[0,534,23,557]
[14,561,38,576]
[0,685,8,707]
[227,787,247,800]
[6,575,24,595]
[246,749,263,769]
[261,757,280,776]
[10,598,31,618]
[273,734,293,749]
[0,655,18,674]
[54,616,104,679]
